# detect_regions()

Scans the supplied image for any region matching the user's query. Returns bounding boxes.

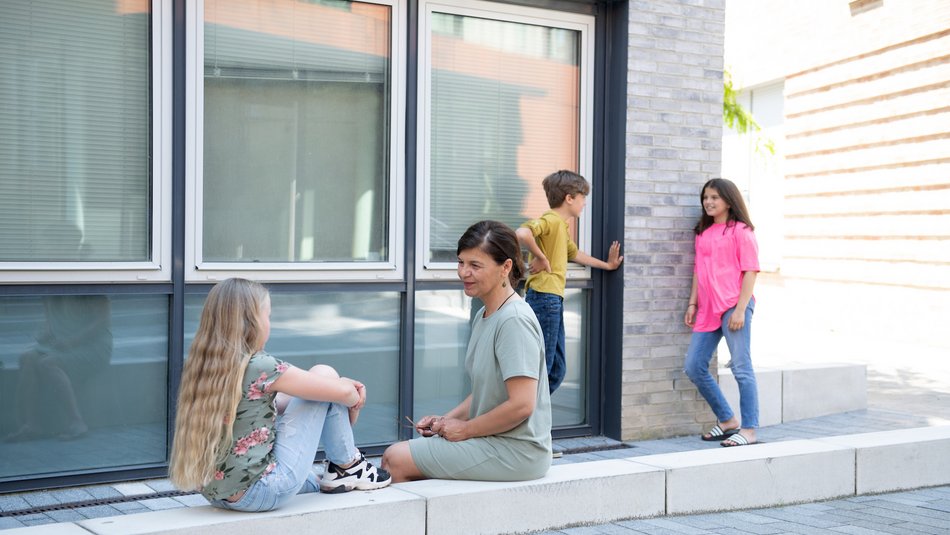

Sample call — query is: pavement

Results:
[2,274,949,533]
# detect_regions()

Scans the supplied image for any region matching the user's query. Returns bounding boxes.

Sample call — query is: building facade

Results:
[722,0,949,364]
[0,0,725,492]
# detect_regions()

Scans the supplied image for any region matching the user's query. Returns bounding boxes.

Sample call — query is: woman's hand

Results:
[684,305,696,327]
[428,416,469,442]
[414,415,440,437]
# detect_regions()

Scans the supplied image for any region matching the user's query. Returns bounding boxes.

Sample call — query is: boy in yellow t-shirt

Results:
[516,170,623,394]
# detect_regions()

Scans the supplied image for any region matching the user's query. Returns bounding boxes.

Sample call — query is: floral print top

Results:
[201,352,289,501]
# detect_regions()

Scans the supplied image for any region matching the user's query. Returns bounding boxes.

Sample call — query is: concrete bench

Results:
[8,424,949,535]
[719,363,867,426]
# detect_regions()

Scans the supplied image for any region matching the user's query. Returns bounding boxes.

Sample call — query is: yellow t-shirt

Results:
[521,210,578,297]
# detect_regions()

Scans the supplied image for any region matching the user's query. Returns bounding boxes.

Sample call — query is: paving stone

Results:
[139,496,186,511]
[85,486,123,500]
[21,491,59,508]
[46,508,86,522]
[0,495,30,513]
[172,493,210,507]
[19,516,56,527]
[145,479,178,492]
[75,504,123,519]
[828,525,892,534]
[110,501,150,514]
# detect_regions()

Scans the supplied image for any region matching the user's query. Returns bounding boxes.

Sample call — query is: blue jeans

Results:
[525,289,566,394]
[213,398,359,512]
[684,302,758,429]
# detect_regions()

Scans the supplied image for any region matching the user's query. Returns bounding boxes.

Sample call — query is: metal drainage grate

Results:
[558,443,635,455]
[0,490,199,517]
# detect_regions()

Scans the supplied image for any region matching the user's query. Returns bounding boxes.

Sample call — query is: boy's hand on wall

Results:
[606,241,624,270]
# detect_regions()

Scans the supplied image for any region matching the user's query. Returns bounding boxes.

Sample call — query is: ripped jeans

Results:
[212,399,359,512]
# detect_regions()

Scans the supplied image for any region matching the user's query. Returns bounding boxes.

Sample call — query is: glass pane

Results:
[184,289,400,445]
[203,0,391,264]
[427,12,581,262]
[0,294,168,482]
[414,289,588,427]
[0,0,151,262]
[554,288,587,426]
[413,290,474,418]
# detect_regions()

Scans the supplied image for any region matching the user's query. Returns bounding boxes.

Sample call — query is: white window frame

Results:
[186,0,406,283]
[415,0,595,281]
[0,1,173,284]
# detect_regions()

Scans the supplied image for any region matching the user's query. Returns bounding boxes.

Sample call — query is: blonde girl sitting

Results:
[169,278,390,512]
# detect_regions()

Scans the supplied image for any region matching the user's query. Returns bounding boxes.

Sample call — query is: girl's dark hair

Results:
[457,220,524,287]
[694,178,755,235]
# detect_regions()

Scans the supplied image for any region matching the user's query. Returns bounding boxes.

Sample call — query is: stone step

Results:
[9,423,947,535]
[719,363,867,426]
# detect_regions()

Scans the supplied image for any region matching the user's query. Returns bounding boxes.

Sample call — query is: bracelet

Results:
[687,303,697,308]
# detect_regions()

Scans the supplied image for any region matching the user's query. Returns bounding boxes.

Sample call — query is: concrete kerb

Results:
[8,424,949,535]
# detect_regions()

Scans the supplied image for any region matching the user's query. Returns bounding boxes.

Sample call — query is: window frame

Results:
[0,1,173,284]
[415,0,595,281]
[185,0,407,283]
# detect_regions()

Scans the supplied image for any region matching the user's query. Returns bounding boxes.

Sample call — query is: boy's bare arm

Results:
[572,241,624,271]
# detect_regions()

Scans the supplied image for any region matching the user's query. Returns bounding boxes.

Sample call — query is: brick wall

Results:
[622,0,726,439]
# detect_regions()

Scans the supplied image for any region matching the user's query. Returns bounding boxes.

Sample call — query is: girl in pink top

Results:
[684,178,760,447]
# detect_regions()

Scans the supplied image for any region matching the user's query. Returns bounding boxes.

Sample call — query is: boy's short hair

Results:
[542,170,590,208]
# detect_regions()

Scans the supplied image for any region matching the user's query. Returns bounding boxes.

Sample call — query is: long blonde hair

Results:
[169,278,271,490]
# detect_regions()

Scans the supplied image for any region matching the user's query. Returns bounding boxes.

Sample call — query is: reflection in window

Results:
[0,1,151,262]
[426,12,581,263]
[202,0,392,264]
[184,289,400,445]
[0,295,168,482]
[413,289,587,427]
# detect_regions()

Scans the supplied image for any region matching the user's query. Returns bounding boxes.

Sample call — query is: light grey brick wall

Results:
[622,0,726,440]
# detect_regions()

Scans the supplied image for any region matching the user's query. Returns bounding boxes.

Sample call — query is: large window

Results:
[417,0,594,275]
[414,288,589,426]
[0,0,169,282]
[190,0,405,281]
[0,294,169,483]
[184,288,401,445]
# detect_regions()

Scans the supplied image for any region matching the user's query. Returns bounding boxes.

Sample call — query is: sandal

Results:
[701,424,739,442]
[721,433,756,447]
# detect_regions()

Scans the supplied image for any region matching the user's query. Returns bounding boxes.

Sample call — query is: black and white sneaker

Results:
[320,453,392,494]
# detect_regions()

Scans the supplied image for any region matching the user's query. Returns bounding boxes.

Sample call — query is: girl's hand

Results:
[342,378,367,410]
[684,305,696,327]
[727,308,746,331]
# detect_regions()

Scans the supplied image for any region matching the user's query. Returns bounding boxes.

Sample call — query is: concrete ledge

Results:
[400,459,665,535]
[12,425,949,534]
[631,439,855,514]
[818,425,950,494]
[720,367,782,426]
[76,487,425,535]
[720,363,867,426]
[782,363,866,421]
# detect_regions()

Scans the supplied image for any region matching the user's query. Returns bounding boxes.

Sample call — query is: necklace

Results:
[485,291,517,317]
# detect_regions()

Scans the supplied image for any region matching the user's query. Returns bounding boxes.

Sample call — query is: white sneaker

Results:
[320,453,392,494]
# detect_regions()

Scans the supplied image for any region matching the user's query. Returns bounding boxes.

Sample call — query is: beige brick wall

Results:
[726,0,950,290]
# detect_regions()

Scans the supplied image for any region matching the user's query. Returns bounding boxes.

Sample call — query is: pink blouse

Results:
[693,222,760,332]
